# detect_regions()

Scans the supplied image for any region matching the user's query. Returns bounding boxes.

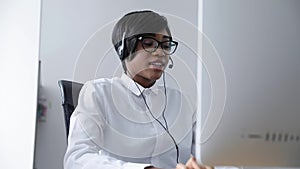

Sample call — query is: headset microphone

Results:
[168,57,174,69]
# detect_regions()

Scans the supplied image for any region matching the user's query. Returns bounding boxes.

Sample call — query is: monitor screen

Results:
[196,1,300,167]
[195,37,300,168]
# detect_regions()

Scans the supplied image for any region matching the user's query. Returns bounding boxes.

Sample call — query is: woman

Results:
[64,10,214,169]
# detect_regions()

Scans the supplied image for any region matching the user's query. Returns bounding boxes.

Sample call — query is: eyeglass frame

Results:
[136,35,178,55]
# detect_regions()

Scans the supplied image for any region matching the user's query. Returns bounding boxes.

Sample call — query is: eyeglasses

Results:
[137,36,178,55]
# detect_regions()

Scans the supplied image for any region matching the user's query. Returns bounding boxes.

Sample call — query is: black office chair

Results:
[58,80,83,139]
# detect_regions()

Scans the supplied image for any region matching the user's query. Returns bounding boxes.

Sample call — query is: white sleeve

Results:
[63,82,151,169]
[63,116,151,169]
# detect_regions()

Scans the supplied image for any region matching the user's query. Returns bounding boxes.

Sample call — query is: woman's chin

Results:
[139,68,164,82]
[149,70,163,79]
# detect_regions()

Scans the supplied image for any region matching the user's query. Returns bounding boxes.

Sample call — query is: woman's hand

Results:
[176,156,214,169]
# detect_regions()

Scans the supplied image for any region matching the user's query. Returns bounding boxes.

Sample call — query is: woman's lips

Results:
[149,61,165,70]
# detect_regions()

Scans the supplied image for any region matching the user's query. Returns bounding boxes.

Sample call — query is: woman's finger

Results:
[176,163,187,169]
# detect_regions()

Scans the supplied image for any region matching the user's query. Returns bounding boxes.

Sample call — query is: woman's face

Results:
[125,29,171,87]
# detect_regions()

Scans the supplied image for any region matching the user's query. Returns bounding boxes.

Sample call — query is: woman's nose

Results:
[152,46,165,57]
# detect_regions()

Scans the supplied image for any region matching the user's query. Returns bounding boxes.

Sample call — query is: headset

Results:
[116,10,153,60]
[115,10,179,164]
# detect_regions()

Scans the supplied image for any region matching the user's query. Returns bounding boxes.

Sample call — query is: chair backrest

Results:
[58,80,83,139]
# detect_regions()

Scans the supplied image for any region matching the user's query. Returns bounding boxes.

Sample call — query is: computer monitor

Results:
[195,46,300,167]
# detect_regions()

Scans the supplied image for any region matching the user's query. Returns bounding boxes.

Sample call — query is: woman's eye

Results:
[142,39,156,47]
[162,43,171,50]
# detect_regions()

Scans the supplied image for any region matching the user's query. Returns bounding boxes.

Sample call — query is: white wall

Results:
[0,0,41,169]
[35,1,199,169]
